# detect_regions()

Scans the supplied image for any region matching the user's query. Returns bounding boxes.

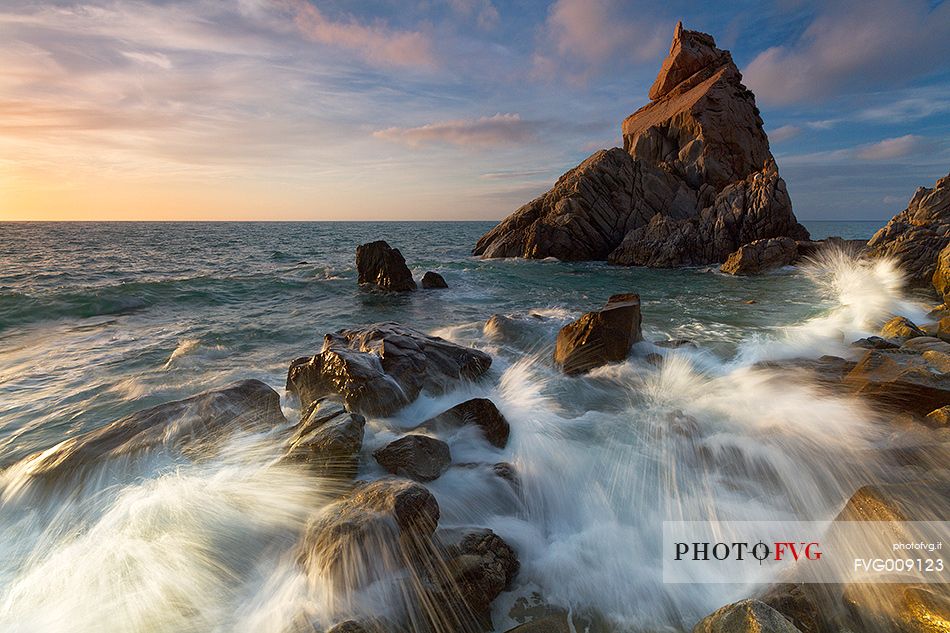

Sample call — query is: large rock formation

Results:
[866,172,950,287]
[473,22,808,266]
[286,322,492,416]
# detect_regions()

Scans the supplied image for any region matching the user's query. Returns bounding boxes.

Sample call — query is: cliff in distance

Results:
[473,21,809,266]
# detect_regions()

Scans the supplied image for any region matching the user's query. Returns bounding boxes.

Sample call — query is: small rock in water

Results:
[416,398,510,449]
[692,599,803,633]
[720,237,799,275]
[879,315,926,341]
[851,336,899,350]
[421,270,448,289]
[554,293,643,375]
[654,338,696,349]
[744,299,757,304]
[373,434,451,482]
[645,352,663,366]
[355,240,416,291]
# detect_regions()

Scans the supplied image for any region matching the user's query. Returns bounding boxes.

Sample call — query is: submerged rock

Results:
[554,294,643,374]
[285,399,365,479]
[286,322,492,416]
[356,240,416,291]
[421,271,448,289]
[17,380,285,481]
[880,316,926,341]
[373,434,451,482]
[720,237,798,275]
[473,22,807,267]
[416,398,510,449]
[299,478,440,593]
[692,599,803,633]
[866,171,950,287]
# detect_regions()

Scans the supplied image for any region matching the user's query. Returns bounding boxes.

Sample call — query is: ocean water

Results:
[0,220,938,632]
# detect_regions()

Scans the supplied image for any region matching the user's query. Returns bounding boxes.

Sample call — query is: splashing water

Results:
[0,228,937,633]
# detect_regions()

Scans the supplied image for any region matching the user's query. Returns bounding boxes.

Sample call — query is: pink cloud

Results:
[373,113,539,148]
[533,0,667,83]
[768,124,801,143]
[276,0,436,69]
[854,134,928,160]
[744,0,950,105]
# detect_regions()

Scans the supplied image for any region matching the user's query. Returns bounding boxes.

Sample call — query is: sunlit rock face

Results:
[866,171,950,287]
[473,21,808,267]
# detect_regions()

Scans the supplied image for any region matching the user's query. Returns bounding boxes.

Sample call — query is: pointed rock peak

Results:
[648,22,731,101]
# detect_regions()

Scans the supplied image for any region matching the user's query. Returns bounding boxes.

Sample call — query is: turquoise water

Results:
[0,220,870,461]
[0,219,932,632]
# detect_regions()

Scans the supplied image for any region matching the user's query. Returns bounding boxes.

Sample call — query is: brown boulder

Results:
[554,294,643,374]
[373,434,451,482]
[843,350,950,416]
[16,380,285,483]
[284,399,365,479]
[692,599,803,633]
[934,242,950,301]
[925,405,950,427]
[286,322,492,416]
[867,172,950,286]
[880,316,926,341]
[720,237,799,275]
[356,240,416,291]
[421,270,448,289]
[473,23,807,266]
[416,398,510,449]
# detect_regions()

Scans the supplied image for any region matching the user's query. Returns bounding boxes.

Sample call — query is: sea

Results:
[0,220,937,632]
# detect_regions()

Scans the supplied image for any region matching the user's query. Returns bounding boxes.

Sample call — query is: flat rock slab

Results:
[287,322,492,416]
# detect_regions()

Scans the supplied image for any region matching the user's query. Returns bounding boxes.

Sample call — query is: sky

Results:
[1,0,949,222]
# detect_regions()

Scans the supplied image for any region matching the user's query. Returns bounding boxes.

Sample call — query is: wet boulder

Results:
[934,242,950,302]
[285,399,365,479]
[880,316,926,341]
[843,585,950,633]
[416,398,510,449]
[356,240,416,291]
[287,322,492,416]
[926,405,950,427]
[17,380,285,481]
[421,271,448,289]
[431,528,520,631]
[720,237,799,275]
[554,294,643,375]
[851,336,899,350]
[843,350,950,416]
[299,478,440,593]
[692,599,803,633]
[373,434,451,482]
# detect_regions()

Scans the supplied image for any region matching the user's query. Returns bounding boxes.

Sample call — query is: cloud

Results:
[532,0,668,83]
[276,0,436,69]
[853,134,930,160]
[744,0,950,105]
[446,0,499,30]
[373,113,542,148]
[768,124,801,143]
[121,51,172,69]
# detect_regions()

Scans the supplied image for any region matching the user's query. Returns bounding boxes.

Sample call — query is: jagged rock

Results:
[299,478,440,592]
[880,316,926,341]
[373,434,451,482]
[934,243,950,301]
[287,322,492,416]
[851,336,900,350]
[692,599,803,633]
[16,380,285,482]
[433,528,520,630]
[720,237,798,275]
[925,405,950,427]
[356,240,416,291]
[474,22,808,267]
[285,399,365,478]
[866,172,950,287]
[554,294,643,374]
[421,270,448,289]
[416,398,510,449]
[844,350,950,415]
